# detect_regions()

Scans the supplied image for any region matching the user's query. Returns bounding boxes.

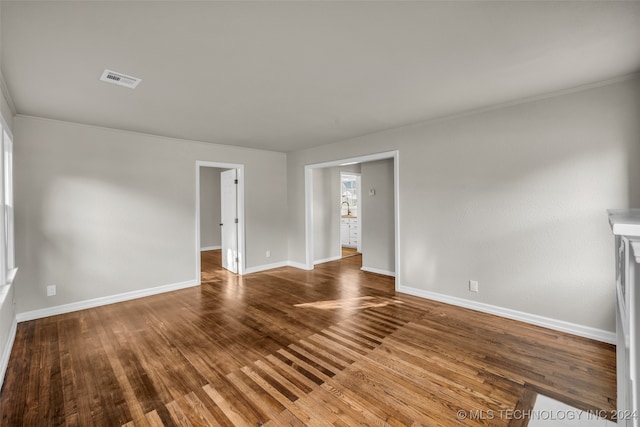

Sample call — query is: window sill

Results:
[0,268,17,306]
[7,267,17,286]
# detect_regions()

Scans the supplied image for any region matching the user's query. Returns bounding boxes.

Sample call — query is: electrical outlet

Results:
[47,285,56,296]
[266,250,271,258]
[469,280,479,292]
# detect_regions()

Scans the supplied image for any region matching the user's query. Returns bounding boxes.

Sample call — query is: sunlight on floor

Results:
[294,296,403,310]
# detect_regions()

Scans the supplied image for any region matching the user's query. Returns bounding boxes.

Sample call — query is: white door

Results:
[356,175,362,253]
[220,169,238,273]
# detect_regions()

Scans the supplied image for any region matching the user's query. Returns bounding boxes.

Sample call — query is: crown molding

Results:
[317,72,640,151]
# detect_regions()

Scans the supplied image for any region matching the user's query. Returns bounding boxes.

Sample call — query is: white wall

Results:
[199,167,222,249]
[361,159,394,274]
[288,77,640,333]
[13,116,288,314]
[312,167,336,262]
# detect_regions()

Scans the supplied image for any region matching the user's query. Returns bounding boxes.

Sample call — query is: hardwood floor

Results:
[0,251,615,426]
[341,247,359,258]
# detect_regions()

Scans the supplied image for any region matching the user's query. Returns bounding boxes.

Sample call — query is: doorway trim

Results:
[304,150,400,290]
[195,161,246,284]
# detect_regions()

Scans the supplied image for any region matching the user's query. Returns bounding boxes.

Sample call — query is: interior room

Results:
[0,1,639,425]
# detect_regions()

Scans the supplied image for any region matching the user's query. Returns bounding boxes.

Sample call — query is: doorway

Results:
[304,151,399,289]
[340,172,361,257]
[195,161,245,284]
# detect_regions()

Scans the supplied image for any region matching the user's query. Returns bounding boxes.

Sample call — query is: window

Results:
[340,173,359,216]
[0,117,16,287]
[4,130,14,272]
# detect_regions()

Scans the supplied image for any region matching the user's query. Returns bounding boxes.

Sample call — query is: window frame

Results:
[0,114,16,288]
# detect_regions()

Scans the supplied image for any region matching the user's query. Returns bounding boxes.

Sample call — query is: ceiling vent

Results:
[100,69,141,89]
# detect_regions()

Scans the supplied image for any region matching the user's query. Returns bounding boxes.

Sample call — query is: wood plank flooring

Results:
[0,251,616,426]
[341,247,359,258]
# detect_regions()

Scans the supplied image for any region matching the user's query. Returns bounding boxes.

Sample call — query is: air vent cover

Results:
[100,69,141,89]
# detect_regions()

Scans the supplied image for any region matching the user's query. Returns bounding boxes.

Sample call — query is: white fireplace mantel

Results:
[608,209,640,427]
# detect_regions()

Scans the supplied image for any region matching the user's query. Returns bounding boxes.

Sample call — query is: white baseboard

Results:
[398,285,615,344]
[288,261,312,270]
[16,280,198,323]
[246,260,328,272]
[0,316,17,390]
[200,245,221,251]
[244,261,290,275]
[314,255,342,265]
[361,266,396,277]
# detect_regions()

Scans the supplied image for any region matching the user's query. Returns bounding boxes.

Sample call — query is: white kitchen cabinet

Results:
[340,221,350,245]
[341,217,359,248]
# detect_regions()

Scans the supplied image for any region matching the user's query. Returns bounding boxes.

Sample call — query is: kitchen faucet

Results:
[341,200,351,215]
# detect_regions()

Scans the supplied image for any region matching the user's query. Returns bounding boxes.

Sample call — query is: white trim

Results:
[288,261,313,271]
[314,255,343,265]
[200,245,221,251]
[630,241,640,264]
[16,280,198,323]
[304,150,400,290]
[0,126,6,287]
[6,268,17,286]
[12,73,640,158]
[240,259,325,274]
[304,167,314,270]
[356,174,362,254]
[0,316,17,390]
[244,261,290,274]
[305,151,399,171]
[327,74,640,146]
[361,266,396,277]
[393,153,400,292]
[15,114,274,156]
[236,167,246,275]
[398,285,616,344]
[195,161,246,282]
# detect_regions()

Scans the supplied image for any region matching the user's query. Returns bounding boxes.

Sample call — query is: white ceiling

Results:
[2,1,640,153]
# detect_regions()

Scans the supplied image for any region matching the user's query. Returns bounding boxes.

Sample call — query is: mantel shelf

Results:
[608,209,640,237]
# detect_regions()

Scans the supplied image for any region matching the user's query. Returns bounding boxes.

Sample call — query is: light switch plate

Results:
[469,280,479,292]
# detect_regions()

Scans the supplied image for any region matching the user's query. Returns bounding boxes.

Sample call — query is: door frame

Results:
[195,161,246,283]
[304,150,400,290]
